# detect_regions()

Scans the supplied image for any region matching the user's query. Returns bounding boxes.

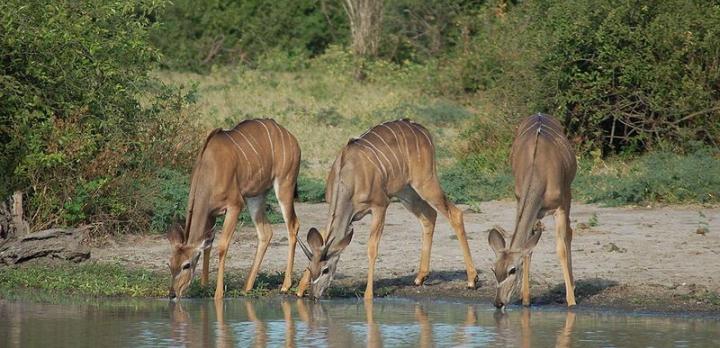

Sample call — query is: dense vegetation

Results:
[1,0,718,236]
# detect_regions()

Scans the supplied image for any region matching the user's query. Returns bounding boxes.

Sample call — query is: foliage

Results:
[533,0,720,152]
[150,0,347,71]
[0,0,201,233]
[149,169,190,234]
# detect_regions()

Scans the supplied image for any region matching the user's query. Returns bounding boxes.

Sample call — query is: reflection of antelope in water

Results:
[492,308,577,347]
[280,300,295,348]
[414,304,432,348]
[297,119,478,299]
[488,113,577,308]
[245,301,267,348]
[167,119,301,300]
[364,300,383,348]
[214,300,233,348]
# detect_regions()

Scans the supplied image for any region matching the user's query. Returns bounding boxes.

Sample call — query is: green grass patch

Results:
[0,263,168,297]
[574,149,720,205]
[0,262,300,299]
[439,148,720,206]
[297,175,325,203]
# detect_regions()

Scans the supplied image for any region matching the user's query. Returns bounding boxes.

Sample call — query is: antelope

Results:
[487,113,577,308]
[166,118,301,300]
[296,119,478,299]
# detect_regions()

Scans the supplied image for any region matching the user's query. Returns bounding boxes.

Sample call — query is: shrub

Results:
[534,0,720,152]
[151,0,347,71]
[0,0,200,233]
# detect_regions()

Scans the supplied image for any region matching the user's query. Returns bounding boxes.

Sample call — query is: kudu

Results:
[296,119,478,299]
[487,113,577,308]
[167,118,301,300]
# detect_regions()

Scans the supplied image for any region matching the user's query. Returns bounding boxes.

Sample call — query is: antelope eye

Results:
[508,267,517,275]
[321,267,330,275]
[182,262,192,270]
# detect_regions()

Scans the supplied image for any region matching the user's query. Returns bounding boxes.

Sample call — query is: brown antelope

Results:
[296,119,478,299]
[166,118,301,300]
[487,113,577,308]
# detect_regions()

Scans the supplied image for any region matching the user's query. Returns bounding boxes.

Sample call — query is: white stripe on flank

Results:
[368,130,401,175]
[358,138,394,177]
[224,132,250,162]
[232,128,264,176]
[401,121,422,162]
[357,142,387,177]
[517,121,541,138]
[255,119,275,165]
[271,121,287,171]
[392,122,412,167]
[410,122,433,147]
[357,147,384,175]
[379,124,405,175]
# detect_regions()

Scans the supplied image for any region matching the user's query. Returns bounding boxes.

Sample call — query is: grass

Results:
[0,262,299,299]
[442,148,720,206]
[154,67,470,180]
[0,263,168,297]
[0,262,390,300]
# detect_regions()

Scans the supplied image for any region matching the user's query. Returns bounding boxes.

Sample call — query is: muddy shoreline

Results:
[87,201,719,314]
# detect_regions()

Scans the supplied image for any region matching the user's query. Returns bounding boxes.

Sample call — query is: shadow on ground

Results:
[532,278,619,305]
[328,269,488,298]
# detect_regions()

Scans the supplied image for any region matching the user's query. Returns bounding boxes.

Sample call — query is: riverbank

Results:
[2,201,718,313]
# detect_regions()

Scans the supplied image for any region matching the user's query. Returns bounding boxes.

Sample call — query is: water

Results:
[1,296,718,347]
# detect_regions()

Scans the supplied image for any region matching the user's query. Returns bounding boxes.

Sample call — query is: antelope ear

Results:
[167,223,186,247]
[307,228,324,251]
[522,229,542,256]
[487,226,506,255]
[327,229,353,258]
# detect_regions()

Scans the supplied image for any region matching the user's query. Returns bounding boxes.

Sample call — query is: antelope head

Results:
[166,223,213,300]
[487,226,542,309]
[298,227,353,299]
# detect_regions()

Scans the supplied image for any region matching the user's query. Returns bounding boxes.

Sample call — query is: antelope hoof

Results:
[414,274,428,286]
[214,293,224,301]
[466,274,479,289]
[280,287,289,293]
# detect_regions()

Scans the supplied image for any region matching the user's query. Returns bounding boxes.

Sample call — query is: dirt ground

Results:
[92,201,720,312]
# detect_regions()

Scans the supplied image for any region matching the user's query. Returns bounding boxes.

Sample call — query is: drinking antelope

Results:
[487,113,577,308]
[167,118,301,300]
[296,119,478,299]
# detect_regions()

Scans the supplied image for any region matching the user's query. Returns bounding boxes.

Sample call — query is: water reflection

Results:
[1,297,719,347]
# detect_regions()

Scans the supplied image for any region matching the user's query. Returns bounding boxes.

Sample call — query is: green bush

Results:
[151,0,347,71]
[149,169,190,234]
[534,0,720,152]
[0,0,201,233]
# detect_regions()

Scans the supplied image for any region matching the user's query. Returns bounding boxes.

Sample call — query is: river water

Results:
[1,296,718,347]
